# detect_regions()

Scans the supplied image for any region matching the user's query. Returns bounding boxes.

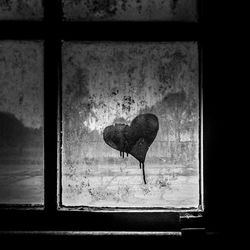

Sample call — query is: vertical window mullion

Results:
[44,0,61,213]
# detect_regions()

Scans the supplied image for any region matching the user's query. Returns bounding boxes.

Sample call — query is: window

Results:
[0,0,43,20]
[60,41,201,210]
[62,0,197,21]
[0,0,205,235]
[0,40,44,205]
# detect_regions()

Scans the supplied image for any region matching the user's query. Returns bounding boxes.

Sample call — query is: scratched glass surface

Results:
[0,41,44,204]
[62,0,197,22]
[61,42,200,208]
[0,0,43,20]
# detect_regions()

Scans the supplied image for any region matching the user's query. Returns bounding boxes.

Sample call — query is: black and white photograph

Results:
[0,0,238,247]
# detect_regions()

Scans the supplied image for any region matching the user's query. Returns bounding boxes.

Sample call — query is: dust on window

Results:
[61,42,200,209]
[0,41,44,205]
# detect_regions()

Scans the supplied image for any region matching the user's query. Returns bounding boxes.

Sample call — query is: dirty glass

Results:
[62,0,197,22]
[0,0,43,20]
[61,42,200,209]
[0,41,44,205]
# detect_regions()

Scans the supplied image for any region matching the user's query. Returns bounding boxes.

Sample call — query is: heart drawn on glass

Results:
[103,113,159,184]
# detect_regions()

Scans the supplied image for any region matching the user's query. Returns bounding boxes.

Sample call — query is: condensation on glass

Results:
[61,41,200,209]
[0,0,43,20]
[0,41,44,205]
[62,0,197,22]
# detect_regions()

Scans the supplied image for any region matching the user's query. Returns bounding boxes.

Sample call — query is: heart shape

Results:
[103,113,159,184]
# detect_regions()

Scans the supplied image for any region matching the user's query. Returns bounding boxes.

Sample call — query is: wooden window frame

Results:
[0,0,207,236]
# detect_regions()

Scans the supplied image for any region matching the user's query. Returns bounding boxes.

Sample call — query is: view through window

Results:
[0,41,44,205]
[61,41,200,209]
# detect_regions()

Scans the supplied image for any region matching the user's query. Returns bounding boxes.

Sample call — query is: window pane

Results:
[0,0,43,20]
[0,41,44,205]
[62,0,197,22]
[61,42,200,209]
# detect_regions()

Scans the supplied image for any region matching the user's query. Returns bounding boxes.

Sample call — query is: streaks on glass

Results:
[103,113,159,184]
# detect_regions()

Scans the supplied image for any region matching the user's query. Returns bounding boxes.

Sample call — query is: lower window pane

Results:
[0,41,44,205]
[61,42,200,209]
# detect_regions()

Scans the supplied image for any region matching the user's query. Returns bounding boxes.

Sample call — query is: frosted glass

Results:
[0,41,44,205]
[62,0,197,22]
[61,42,200,209]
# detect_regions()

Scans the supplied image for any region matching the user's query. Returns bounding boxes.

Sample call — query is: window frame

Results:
[0,0,206,234]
